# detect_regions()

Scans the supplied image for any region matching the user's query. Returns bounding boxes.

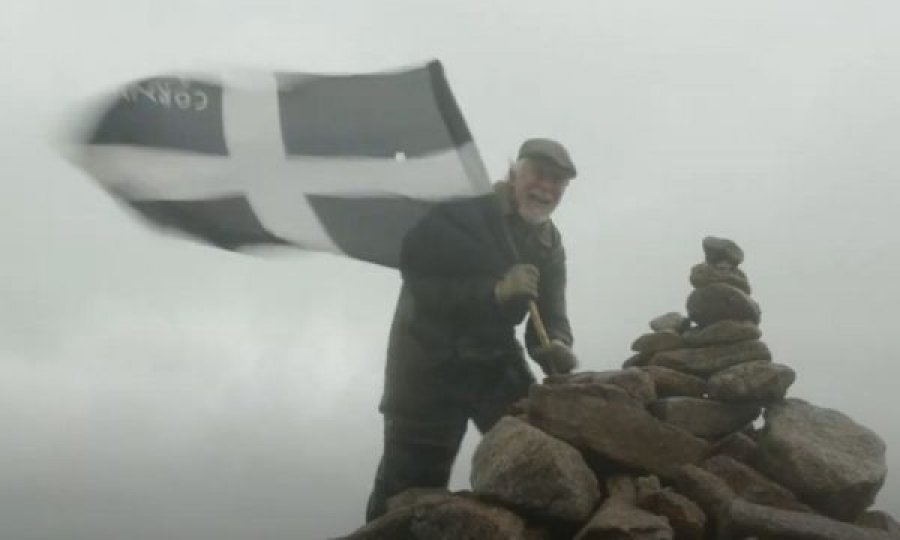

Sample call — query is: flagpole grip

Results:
[529,300,551,348]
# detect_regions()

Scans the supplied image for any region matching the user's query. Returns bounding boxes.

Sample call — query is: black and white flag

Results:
[69,61,490,267]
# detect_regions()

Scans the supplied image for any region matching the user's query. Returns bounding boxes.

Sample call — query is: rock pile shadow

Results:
[340,237,898,540]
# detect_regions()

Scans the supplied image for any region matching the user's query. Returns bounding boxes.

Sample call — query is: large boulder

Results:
[471,416,600,523]
[707,361,795,404]
[340,492,527,540]
[648,397,760,439]
[686,283,761,327]
[527,384,710,479]
[755,399,887,520]
[648,340,771,377]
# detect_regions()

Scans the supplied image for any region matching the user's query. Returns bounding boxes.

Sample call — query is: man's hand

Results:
[532,339,577,375]
[494,264,540,306]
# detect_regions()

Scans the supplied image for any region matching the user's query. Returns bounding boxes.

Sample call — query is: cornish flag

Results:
[69,60,490,267]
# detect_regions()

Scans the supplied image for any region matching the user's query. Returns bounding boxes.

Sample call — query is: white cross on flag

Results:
[69,60,490,267]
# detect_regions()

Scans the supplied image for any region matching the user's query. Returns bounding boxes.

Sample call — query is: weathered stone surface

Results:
[682,320,761,347]
[527,384,710,480]
[639,366,707,398]
[674,464,737,518]
[648,340,771,377]
[575,498,673,540]
[687,283,760,327]
[701,455,812,512]
[340,492,527,539]
[649,312,689,333]
[545,368,656,404]
[857,510,900,537]
[386,488,452,513]
[707,361,795,404]
[755,399,887,521]
[631,330,684,354]
[709,432,758,465]
[638,488,706,540]
[623,351,653,368]
[721,498,896,540]
[471,416,600,522]
[702,236,744,266]
[689,262,751,294]
[648,397,760,439]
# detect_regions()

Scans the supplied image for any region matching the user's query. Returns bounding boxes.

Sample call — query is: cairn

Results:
[340,237,896,540]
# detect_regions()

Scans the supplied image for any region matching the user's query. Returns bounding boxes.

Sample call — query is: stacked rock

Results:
[340,238,895,540]
[624,236,797,442]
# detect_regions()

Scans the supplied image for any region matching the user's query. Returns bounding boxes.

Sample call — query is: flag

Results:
[69,60,490,267]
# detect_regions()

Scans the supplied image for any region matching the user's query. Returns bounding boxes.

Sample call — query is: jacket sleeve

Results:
[398,205,509,322]
[525,245,573,354]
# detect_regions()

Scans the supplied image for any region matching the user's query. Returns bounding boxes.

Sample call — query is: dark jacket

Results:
[379,182,572,415]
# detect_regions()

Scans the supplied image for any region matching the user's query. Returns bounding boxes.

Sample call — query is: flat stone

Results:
[687,283,760,327]
[682,320,761,347]
[639,366,707,398]
[648,397,761,439]
[702,236,744,266]
[545,368,656,404]
[527,384,710,480]
[701,454,812,512]
[649,340,771,377]
[857,510,900,537]
[623,351,653,368]
[471,416,600,522]
[722,498,896,540]
[649,312,690,333]
[631,330,684,354]
[690,262,751,294]
[674,464,738,518]
[575,498,673,540]
[707,361,795,404]
[340,492,526,539]
[755,398,887,521]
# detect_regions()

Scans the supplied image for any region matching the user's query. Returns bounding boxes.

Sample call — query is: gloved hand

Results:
[494,264,540,307]
[532,340,577,375]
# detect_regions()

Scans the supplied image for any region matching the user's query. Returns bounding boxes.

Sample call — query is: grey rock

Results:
[575,498,673,540]
[701,454,812,513]
[527,384,710,480]
[339,492,527,540]
[707,361,795,404]
[639,366,707,398]
[631,330,685,354]
[709,432,759,465]
[649,340,771,377]
[386,488,452,513]
[638,488,706,540]
[471,416,600,523]
[682,320,761,347]
[650,312,690,333]
[648,397,761,440]
[702,236,744,266]
[755,398,887,521]
[545,368,657,405]
[674,464,737,519]
[623,351,653,368]
[687,283,760,327]
[690,262,752,294]
[857,510,900,537]
[721,498,896,540]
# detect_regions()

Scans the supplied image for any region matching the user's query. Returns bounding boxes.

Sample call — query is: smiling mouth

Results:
[527,192,555,206]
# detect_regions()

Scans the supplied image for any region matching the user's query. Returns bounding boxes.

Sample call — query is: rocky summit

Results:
[338,237,896,540]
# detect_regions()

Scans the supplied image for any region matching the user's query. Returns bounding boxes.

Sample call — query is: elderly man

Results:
[365,138,578,521]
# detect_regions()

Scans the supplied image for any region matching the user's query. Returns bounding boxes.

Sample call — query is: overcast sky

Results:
[2,1,899,538]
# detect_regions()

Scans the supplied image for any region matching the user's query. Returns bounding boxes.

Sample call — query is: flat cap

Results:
[518,138,577,179]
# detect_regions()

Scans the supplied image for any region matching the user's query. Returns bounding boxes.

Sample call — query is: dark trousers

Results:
[365,360,533,522]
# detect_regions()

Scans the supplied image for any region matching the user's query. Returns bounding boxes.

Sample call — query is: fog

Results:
[1,1,898,538]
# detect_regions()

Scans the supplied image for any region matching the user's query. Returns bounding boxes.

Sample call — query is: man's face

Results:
[511,159,570,224]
